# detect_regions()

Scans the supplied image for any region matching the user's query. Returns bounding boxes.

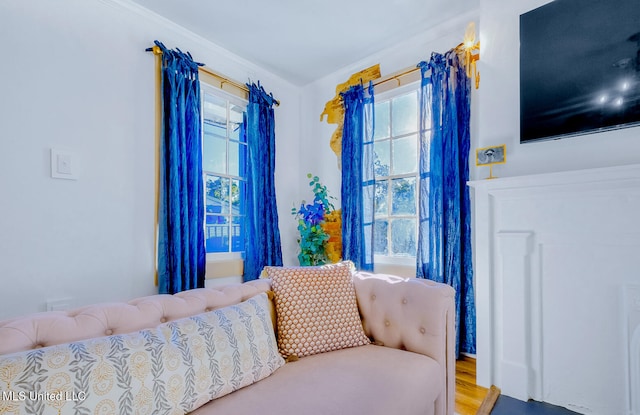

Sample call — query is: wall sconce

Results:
[457,22,480,89]
[475,144,506,179]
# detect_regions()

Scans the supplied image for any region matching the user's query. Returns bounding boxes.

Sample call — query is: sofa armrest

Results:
[353,271,456,415]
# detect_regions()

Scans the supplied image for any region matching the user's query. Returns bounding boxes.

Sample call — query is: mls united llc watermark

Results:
[1,390,86,402]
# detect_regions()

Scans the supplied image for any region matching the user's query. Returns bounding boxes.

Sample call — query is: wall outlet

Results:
[50,148,78,180]
[46,298,74,311]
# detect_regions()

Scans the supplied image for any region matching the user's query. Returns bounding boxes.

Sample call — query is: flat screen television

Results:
[519,0,640,143]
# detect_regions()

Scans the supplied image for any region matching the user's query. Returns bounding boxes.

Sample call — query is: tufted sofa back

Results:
[352,271,456,415]
[0,279,271,355]
[0,272,455,415]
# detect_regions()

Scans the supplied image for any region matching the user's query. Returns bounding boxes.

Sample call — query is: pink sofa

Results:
[0,272,455,415]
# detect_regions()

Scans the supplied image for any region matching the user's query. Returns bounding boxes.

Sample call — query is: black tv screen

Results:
[520,0,640,143]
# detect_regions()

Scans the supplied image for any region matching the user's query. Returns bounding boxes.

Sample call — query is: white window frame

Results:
[372,82,424,267]
[200,82,248,262]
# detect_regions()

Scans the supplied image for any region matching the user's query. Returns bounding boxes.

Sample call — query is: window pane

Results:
[374,140,390,177]
[391,177,416,215]
[231,179,244,214]
[228,141,240,176]
[203,93,227,138]
[203,136,226,174]
[392,91,418,136]
[231,216,245,252]
[375,181,388,215]
[374,220,388,255]
[204,92,226,110]
[229,103,244,141]
[203,120,225,136]
[203,119,226,140]
[392,135,418,175]
[205,215,230,253]
[391,219,416,256]
[374,100,390,140]
[206,175,230,214]
[238,143,247,177]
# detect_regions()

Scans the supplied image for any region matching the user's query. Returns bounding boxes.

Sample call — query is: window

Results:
[372,86,424,261]
[201,83,247,255]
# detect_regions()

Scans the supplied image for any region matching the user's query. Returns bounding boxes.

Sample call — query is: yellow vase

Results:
[321,209,342,263]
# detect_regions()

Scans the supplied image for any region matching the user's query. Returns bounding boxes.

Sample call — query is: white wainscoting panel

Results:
[469,164,640,415]
[627,285,640,415]
[497,231,533,401]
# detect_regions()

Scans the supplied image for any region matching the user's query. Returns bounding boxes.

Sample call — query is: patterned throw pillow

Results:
[0,293,284,415]
[263,261,370,359]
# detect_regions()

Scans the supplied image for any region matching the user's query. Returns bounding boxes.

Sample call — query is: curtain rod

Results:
[146,45,280,107]
[371,42,476,89]
[371,66,421,88]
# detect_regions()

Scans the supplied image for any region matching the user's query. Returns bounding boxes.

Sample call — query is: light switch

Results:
[57,153,72,174]
[51,149,78,180]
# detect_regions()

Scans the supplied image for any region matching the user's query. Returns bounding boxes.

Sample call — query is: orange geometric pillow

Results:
[263,261,370,359]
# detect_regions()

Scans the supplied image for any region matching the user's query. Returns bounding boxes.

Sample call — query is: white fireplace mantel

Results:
[468,163,640,415]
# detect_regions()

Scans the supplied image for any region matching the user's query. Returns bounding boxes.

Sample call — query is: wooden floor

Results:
[455,356,489,415]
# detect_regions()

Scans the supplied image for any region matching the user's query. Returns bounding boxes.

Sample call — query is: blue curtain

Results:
[341,83,374,271]
[156,41,206,294]
[417,51,476,357]
[243,82,283,281]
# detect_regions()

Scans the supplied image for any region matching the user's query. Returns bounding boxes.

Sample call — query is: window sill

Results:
[205,255,243,280]
[373,255,416,278]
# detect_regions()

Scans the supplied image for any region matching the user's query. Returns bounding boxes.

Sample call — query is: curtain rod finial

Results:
[145,45,163,56]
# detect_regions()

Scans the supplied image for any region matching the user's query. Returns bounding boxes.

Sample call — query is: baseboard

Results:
[476,385,501,415]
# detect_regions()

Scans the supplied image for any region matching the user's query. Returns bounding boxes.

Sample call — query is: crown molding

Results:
[95,0,271,78]
[312,7,480,88]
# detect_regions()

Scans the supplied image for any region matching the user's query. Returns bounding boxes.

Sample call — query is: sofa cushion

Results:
[0,293,284,415]
[189,344,442,415]
[263,261,370,359]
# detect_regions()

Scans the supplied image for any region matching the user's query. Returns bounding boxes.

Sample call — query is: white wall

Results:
[0,0,300,319]
[477,0,640,179]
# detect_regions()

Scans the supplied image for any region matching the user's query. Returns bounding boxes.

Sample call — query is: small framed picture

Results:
[476,144,506,166]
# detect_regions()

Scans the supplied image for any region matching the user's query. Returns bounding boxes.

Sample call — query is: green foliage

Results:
[206,177,240,206]
[291,174,335,266]
[307,173,334,214]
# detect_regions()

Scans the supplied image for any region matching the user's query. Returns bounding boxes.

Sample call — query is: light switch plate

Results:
[51,148,78,180]
[46,298,74,311]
